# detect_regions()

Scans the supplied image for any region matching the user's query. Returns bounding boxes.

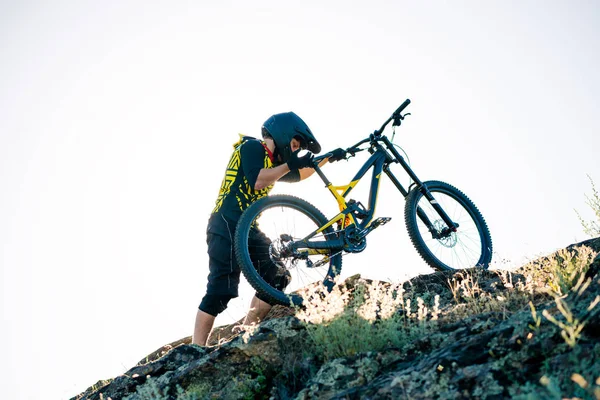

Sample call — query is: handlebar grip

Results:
[394,99,411,115]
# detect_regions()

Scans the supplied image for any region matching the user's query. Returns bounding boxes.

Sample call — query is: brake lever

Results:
[346,147,365,158]
[392,112,411,127]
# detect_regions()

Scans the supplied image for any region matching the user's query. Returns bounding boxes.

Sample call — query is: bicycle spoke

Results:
[249,203,338,296]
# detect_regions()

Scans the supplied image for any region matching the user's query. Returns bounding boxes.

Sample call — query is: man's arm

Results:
[298,157,329,181]
[255,150,328,189]
[298,148,346,180]
[255,163,292,190]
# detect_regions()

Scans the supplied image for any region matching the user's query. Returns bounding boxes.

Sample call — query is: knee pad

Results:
[199,294,234,316]
[272,268,291,290]
[260,263,291,291]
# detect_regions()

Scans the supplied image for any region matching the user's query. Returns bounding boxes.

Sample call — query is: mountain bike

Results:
[234,99,493,306]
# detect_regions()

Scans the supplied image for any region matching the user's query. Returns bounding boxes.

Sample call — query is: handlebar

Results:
[313,140,368,164]
[312,99,412,164]
[394,99,411,116]
[375,98,411,135]
[346,138,370,154]
[313,153,331,163]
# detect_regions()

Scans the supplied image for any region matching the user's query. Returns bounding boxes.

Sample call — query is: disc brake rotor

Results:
[433,220,457,248]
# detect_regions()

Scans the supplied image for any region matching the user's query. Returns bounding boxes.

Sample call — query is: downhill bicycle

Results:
[234,99,493,306]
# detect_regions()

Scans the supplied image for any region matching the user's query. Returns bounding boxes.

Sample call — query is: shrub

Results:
[294,279,440,361]
[546,246,597,296]
[576,175,600,237]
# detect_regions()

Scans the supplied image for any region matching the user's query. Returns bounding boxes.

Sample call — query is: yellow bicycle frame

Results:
[303,150,389,254]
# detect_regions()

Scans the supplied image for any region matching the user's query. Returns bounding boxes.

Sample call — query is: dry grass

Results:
[576,175,600,238]
[293,278,441,361]
[289,244,599,398]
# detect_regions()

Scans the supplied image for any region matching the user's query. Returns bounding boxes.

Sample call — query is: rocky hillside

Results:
[72,238,600,400]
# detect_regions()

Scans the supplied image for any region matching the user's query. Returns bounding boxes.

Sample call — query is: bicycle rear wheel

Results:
[404,180,492,271]
[234,195,343,306]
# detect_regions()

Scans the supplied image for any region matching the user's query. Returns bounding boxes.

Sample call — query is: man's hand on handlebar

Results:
[328,148,347,162]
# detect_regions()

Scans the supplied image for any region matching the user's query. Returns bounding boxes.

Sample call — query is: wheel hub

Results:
[433,220,457,248]
[269,237,295,266]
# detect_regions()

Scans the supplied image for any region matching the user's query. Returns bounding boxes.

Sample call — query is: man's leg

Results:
[192,309,216,346]
[195,230,239,346]
[243,295,272,326]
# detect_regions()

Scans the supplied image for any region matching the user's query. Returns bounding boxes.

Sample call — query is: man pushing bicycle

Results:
[217,99,492,311]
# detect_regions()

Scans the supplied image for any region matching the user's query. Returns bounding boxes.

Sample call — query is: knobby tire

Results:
[404,180,493,271]
[234,195,343,306]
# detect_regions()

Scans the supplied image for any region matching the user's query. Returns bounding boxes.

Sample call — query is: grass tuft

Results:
[576,175,600,238]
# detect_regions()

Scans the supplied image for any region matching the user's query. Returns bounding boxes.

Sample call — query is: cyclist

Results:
[193,112,346,346]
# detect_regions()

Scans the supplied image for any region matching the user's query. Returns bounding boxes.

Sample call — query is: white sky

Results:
[1,1,599,399]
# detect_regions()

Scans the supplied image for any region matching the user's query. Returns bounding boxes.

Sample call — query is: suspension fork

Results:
[383,166,439,230]
[381,136,458,236]
[420,187,459,236]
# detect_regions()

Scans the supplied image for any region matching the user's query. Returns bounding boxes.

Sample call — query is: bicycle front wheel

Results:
[404,180,492,271]
[234,195,343,306]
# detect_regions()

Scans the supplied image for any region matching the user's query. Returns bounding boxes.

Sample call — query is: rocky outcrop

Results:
[72,316,307,400]
[72,238,600,400]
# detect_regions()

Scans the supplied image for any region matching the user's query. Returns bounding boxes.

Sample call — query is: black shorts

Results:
[199,214,289,315]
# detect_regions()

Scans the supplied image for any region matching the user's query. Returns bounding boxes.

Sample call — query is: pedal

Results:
[356,217,392,240]
[370,217,391,228]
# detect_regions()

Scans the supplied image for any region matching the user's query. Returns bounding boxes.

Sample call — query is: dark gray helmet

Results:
[261,112,321,163]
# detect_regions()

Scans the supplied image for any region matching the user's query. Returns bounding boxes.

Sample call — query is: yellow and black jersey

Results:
[208,135,299,236]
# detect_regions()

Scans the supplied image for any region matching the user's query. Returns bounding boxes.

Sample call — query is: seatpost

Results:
[312,163,331,186]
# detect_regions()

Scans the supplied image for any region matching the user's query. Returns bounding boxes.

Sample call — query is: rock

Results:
[296,355,381,399]
[71,238,600,400]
